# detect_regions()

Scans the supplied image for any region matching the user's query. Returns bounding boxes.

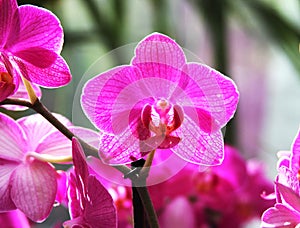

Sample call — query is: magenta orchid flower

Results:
[261,128,300,227]
[0,0,71,102]
[81,32,239,165]
[63,138,116,228]
[261,183,300,228]
[0,112,80,222]
[276,129,300,196]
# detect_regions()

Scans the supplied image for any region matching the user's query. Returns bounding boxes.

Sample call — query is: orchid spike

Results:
[63,138,117,228]
[81,32,239,165]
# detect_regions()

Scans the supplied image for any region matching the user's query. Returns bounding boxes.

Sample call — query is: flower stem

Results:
[0,98,160,228]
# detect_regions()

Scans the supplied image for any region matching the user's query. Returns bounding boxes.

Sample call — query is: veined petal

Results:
[10,159,57,222]
[276,183,300,212]
[14,47,58,68]
[134,62,184,99]
[81,65,148,134]
[132,32,186,68]
[0,113,26,161]
[0,0,17,47]
[99,131,142,165]
[66,173,82,220]
[84,175,116,228]
[261,204,300,228]
[177,63,239,128]
[6,5,63,53]
[15,55,71,87]
[171,115,224,165]
[72,138,89,189]
[0,159,18,211]
[17,113,72,151]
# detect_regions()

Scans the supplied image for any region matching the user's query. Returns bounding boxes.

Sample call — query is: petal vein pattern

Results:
[81,32,239,165]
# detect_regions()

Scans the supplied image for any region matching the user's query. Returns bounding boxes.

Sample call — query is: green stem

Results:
[0,98,159,228]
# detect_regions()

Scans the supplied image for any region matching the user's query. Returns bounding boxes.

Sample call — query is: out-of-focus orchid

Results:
[63,138,116,228]
[261,129,300,227]
[0,112,78,222]
[0,0,71,102]
[81,32,239,166]
[104,145,273,227]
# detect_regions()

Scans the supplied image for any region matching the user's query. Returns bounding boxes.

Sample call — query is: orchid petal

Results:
[0,0,17,47]
[0,209,30,228]
[84,175,117,228]
[14,47,58,68]
[276,182,300,212]
[17,113,72,151]
[0,160,18,211]
[15,55,71,87]
[178,63,239,128]
[172,115,224,165]
[132,32,186,68]
[35,130,71,158]
[10,159,57,222]
[72,138,89,188]
[67,173,82,219]
[6,5,63,53]
[98,131,142,165]
[55,171,67,206]
[133,63,184,98]
[0,113,26,161]
[261,204,300,228]
[82,65,147,134]
[87,156,132,186]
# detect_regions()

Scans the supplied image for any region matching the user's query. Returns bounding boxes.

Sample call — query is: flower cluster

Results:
[2,0,283,227]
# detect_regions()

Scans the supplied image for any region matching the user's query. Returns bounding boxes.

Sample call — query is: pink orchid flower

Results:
[276,129,300,196]
[63,138,116,228]
[0,0,71,102]
[261,129,300,227]
[0,112,86,222]
[81,32,239,165]
[261,183,300,228]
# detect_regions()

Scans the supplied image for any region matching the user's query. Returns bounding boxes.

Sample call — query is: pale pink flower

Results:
[0,113,89,222]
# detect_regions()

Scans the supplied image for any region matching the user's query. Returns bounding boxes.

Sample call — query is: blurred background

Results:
[8,0,300,227]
